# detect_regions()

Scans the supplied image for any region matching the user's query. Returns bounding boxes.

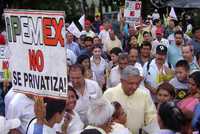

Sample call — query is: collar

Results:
[158,129,175,134]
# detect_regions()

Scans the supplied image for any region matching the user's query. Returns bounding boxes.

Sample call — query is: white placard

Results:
[4,9,68,99]
[124,0,142,24]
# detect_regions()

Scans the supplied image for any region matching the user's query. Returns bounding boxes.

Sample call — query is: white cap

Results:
[0,116,21,134]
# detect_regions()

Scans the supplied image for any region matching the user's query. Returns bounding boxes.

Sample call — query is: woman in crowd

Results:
[157,101,185,134]
[125,35,138,52]
[108,47,122,69]
[111,101,127,126]
[76,54,96,81]
[156,82,176,108]
[90,45,108,88]
[54,86,84,134]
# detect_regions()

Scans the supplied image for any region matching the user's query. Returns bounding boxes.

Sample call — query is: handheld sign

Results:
[4,9,68,99]
[124,0,142,24]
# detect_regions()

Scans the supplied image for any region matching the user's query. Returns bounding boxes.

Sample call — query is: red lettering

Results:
[29,49,44,72]
[52,18,64,47]
[43,18,64,47]
[135,2,141,10]
[2,61,9,69]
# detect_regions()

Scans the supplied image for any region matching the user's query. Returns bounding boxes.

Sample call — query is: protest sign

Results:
[67,22,81,38]
[124,0,142,24]
[4,9,67,99]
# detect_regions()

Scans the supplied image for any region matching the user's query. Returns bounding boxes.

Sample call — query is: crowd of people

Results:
[1,8,200,134]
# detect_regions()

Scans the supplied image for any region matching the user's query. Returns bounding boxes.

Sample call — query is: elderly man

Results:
[69,64,102,125]
[104,65,159,134]
[83,97,131,134]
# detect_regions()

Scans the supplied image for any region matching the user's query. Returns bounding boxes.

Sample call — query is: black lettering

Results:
[24,73,28,87]
[45,76,50,90]
[17,72,22,86]
[13,71,17,85]
[53,77,58,91]
[58,77,64,92]
[40,76,46,90]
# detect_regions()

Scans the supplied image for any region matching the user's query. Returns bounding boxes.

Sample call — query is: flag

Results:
[169,7,177,21]
[78,15,85,29]
[67,22,81,38]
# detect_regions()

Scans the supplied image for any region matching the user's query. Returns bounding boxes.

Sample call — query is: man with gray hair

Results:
[104,65,159,134]
[83,97,131,134]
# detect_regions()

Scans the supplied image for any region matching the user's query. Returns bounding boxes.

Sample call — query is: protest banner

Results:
[4,9,68,99]
[124,0,142,24]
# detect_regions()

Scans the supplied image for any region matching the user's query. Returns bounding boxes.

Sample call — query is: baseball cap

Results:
[156,45,167,55]
[0,116,21,134]
[0,34,5,45]
[85,20,91,26]
[81,129,102,134]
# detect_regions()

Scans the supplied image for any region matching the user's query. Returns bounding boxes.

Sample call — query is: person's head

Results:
[128,25,136,36]
[154,19,161,26]
[77,54,91,69]
[103,21,110,31]
[155,28,164,40]
[0,116,21,134]
[196,52,200,67]
[66,32,74,43]
[181,45,193,62]
[155,45,167,65]
[109,30,116,40]
[168,19,175,28]
[120,65,142,96]
[87,97,115,126]
[110,47,122,64]
[79,34,86,48]
[85,20,91,32]
[45,99,66,123]
[66,85,79,111]
[128,35,137,48]
[128,48,138,65]
[118,53,129,70]
[175,30,184,46]
[140,41,152,58]
[81,129,101,134]
[158,101,185,131]
[92,45,102,58]
[192,25,200,40]
[84,37,93,51]
[143,31,152,42]
[175,60,190,82]
[69,64,85,88]
[111,101,127,125]
[156,82,176,104]
[189,71,200,95]
[93,36,101,46]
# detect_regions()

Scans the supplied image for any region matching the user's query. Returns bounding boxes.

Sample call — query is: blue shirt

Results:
[167,44,182,67]
[65,41,80,56]
[33,124,43,134]
[192,103,200,130]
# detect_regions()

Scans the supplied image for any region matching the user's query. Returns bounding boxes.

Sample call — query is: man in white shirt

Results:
[98,21,110,46]
[143,45,174,96]
[103,30,122,53]
[69,64,102,125]
[6,93,35,134]
[108,53,129,88]
[81,20,96,38]
[128,48,143,76]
